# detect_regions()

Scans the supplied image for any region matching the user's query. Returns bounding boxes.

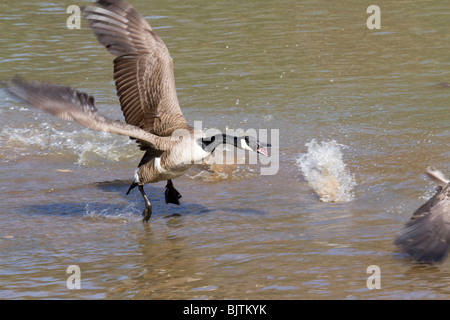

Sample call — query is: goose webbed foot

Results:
[165,179,182,205]
[138,185,152,222]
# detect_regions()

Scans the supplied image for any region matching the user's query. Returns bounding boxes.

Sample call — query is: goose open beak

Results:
[257,146,269,157]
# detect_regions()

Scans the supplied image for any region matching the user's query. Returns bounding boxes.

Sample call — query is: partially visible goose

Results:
[3,0,270,221]
[395,168,450,263]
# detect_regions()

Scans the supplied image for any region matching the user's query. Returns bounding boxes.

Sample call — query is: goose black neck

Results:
[200,133,239,153]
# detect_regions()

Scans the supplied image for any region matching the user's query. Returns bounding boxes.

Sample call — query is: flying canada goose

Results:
[3,0,270,222]
[395,168,450,263]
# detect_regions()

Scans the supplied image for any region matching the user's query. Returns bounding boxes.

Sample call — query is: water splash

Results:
[84,203,141,223]
[187,158,257,182]
[297,139,356,202]
[186,144,258,182]
[0,123,138,165]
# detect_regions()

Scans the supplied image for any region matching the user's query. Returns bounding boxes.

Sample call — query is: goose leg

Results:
[138,185,152,222]
[165,179,182,205]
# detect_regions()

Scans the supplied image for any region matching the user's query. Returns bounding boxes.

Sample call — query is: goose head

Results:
[239,136,271,157]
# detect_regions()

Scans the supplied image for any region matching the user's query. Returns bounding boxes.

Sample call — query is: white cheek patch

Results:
[240,138,253,152]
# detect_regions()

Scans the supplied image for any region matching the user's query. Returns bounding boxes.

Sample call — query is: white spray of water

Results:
[297,139,356,202]
[84,204,141,223]
[0,123,138,165]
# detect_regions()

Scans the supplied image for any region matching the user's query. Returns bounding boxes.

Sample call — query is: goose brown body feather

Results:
[395,168,450,263]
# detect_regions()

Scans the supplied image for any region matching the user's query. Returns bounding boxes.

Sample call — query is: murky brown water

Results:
[0,0,449,299]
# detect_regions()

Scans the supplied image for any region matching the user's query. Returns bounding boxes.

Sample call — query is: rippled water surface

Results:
[1,0,449,299]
